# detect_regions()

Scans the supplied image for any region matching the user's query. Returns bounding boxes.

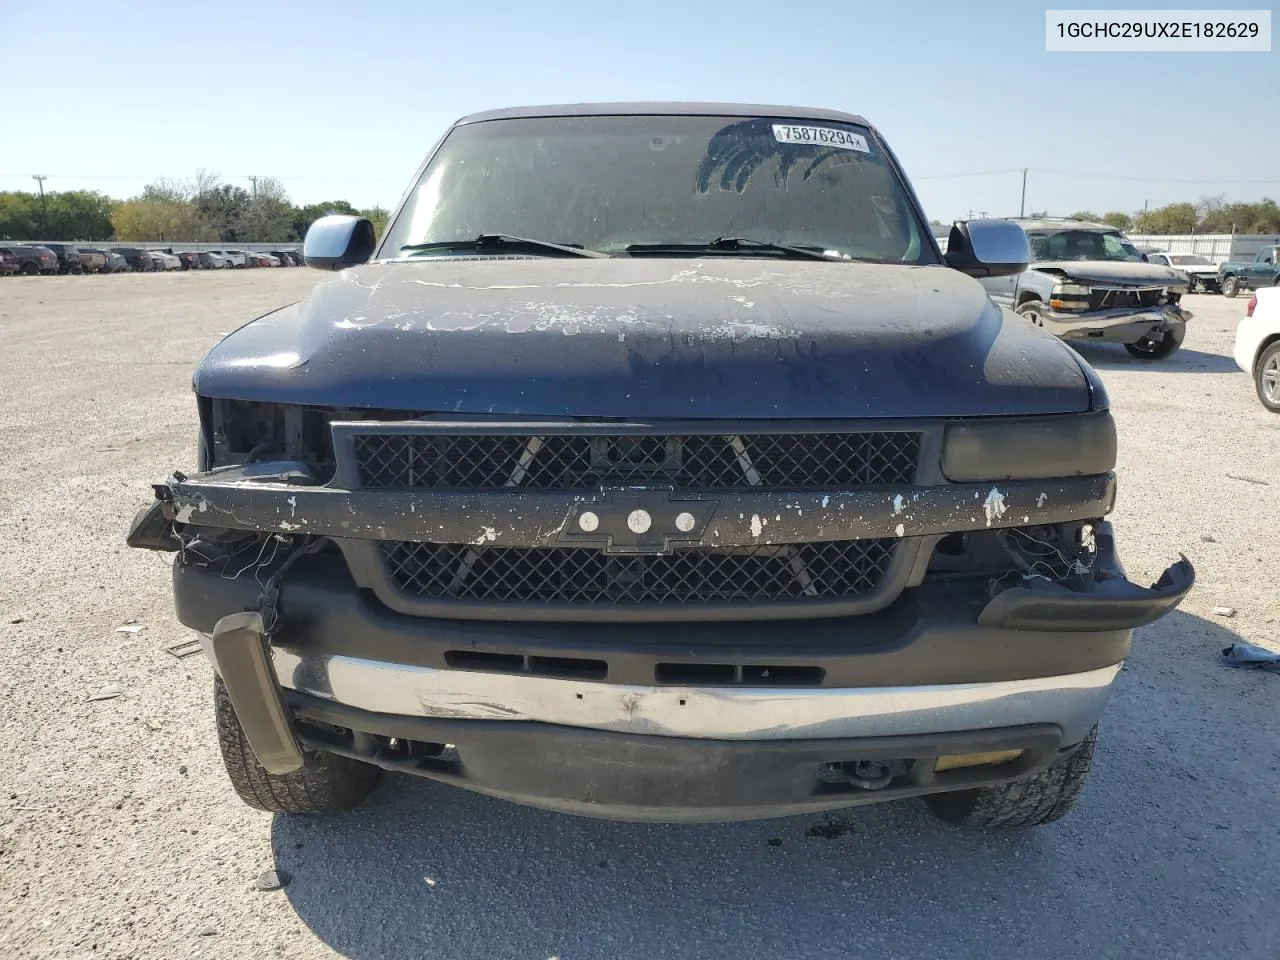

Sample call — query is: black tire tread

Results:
[213,676,379,814]
[1255,341,1280,413]
[924,727,1097,828]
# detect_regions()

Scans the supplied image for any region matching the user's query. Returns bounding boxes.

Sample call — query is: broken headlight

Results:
[1048,281,1091,311]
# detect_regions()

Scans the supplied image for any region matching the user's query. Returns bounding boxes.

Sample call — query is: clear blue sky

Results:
[2,1,1275,221]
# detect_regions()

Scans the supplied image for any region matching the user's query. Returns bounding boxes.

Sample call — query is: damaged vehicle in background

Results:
[1143,251,1220,294]
[981,218,1192,360]
[126,103,1194,829]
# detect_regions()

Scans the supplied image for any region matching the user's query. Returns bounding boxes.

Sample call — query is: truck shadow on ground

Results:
[273,609,1277,960]
[1069,343,1240,374]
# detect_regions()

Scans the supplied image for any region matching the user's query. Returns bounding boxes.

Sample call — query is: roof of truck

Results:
[456,102,872,127]
[1013,217,1118,233]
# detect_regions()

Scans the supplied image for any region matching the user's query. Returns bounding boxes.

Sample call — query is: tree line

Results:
[1048,197,1280,235]
[0,171,388,244]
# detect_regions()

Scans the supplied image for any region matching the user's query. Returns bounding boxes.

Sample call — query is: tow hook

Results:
[823,758,912,790]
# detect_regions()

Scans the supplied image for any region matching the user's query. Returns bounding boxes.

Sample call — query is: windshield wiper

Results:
[401,234,608,259]
[625,237,847,261]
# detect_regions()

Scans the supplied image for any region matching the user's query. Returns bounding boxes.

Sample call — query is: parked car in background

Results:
[149,250,182,271]
[255,252,281,267]
[269,250,297,266]
[980,218,1191,360]
[196,251,226,270]
[101,249,129,273]
[0,248,19,276]
[39,242,86,274]
[110,247,154,272]
[221,249,249,268]
[76,247,108,274]
[178,252,200,270]
[1143,252,1221,293]
[0,244,58,275]
[28,245,60,274]
[1233,289,1280,412]
[1218,245,1280,298]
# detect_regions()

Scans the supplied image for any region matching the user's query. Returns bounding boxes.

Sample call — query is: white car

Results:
[1143,252,1221,294]
[1233,288,1280,412]
[210,249,247,268]
[149,250,182,271]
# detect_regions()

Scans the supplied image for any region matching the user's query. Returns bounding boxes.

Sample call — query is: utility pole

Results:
[248,176,259,242]
[1019,168,1028,218]
[32,174,47,237]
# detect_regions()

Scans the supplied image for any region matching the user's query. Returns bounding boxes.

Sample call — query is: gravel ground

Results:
[1,271,1277,960]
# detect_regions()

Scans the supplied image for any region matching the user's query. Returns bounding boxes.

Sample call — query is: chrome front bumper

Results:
[1043,304,1189,343]
[237,642,1119,746]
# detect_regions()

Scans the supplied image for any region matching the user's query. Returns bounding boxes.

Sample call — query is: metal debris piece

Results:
[88,685,122,702]
[115,623,145,634]
[254,869,291,892]
[163,637,204,659]
[1221,642,1280,673]
[1213,606,1237,618]
[1225,473,1269,486]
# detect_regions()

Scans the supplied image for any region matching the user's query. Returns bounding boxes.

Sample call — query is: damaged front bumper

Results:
[130,458,1194,820]
[1042,303,1189,345]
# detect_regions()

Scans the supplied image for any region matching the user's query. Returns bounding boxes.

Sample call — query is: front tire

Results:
[214,676,381,814]
[1256,342,1280,413]
[925,727,1097,828]
[1015,299,1046,326]
[1221,275,1240,298]
[1124,328,1183,360]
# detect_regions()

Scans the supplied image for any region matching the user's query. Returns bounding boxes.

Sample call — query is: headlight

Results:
[1049,282,1091,311]
[941,412,1116,482]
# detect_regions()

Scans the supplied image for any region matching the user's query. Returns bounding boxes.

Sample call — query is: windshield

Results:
[1168,254,1211,266]
[1027,229,1142,262]
[379,115,932,263]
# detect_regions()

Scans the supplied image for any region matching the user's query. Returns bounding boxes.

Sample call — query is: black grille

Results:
[380,539,897,605]
[353,432,920,490]
[1087,287,1165,311]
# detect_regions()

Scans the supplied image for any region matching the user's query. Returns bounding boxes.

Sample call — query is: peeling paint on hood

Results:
[193,257,1091,419]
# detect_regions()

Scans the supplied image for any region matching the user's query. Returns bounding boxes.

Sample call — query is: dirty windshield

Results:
[1027,229,1143,262]
[379,115,932,264]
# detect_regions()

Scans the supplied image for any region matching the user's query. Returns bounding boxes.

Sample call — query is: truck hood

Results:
[194,258,1092,419]
[1030,260,1187,287]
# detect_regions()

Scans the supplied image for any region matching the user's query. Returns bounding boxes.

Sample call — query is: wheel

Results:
[925,727,1097,827]
[1015,300,1045,326]
[213,675,381,814]
[1124,328,1183,360]
[1256,342,1280,413]
[1221,275,1240,298]
[19,262,38,276]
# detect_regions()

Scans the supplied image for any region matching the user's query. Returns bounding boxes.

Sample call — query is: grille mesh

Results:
[381,539,897,605]
[353,432,920,490]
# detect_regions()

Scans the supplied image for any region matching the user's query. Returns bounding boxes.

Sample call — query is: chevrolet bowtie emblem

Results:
[559,491,718,555]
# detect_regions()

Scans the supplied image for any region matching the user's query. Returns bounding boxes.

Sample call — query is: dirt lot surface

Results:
[1,271,1277,960]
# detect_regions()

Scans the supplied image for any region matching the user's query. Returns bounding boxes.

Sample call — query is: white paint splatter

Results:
[895,523,905,537]
[821,495,830,508]
[892,494,905,514]
[1036,492,1048,507]
[983,487,1008,527]
[287,495,297,517]
[750,514,764,538]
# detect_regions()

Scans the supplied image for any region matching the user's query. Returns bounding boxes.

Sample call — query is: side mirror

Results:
[944,219,1030,279]
[303,215,376,271]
